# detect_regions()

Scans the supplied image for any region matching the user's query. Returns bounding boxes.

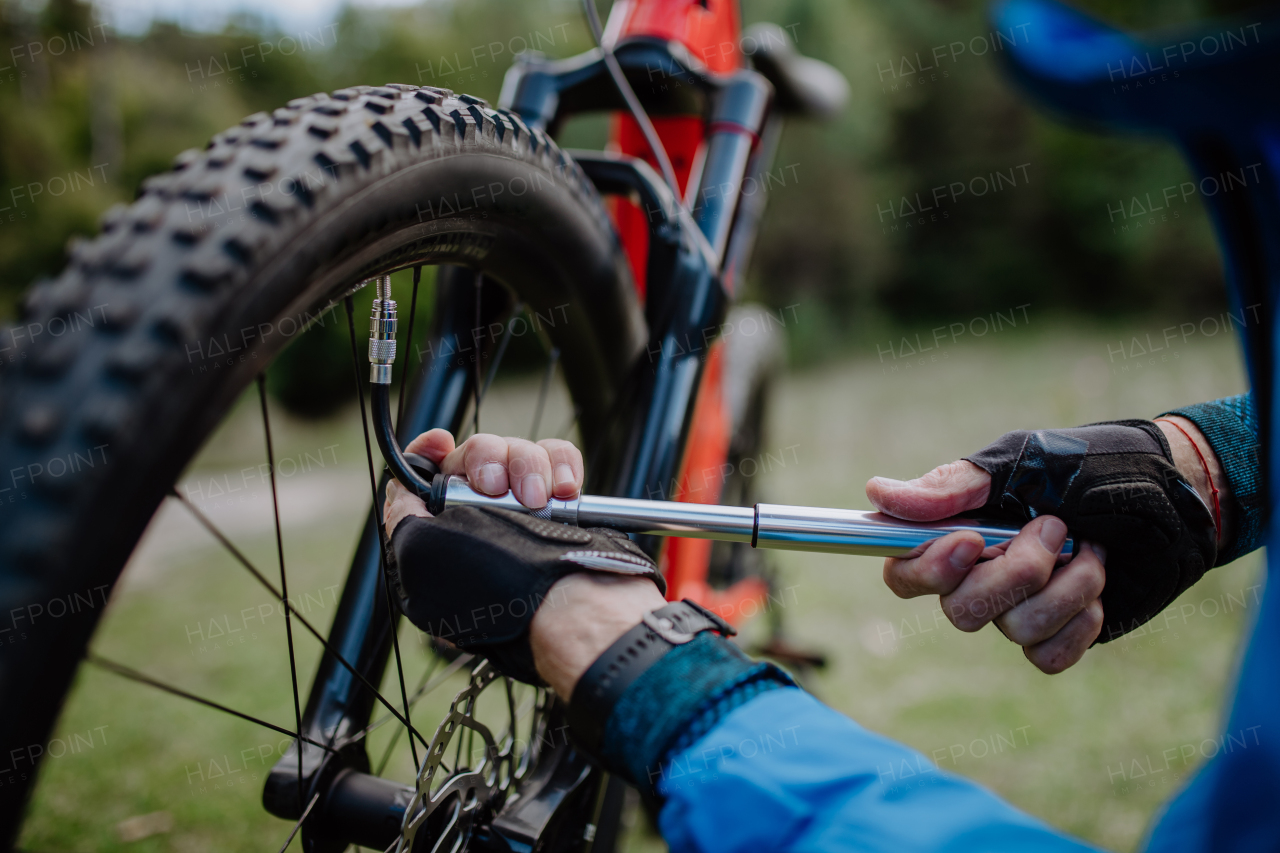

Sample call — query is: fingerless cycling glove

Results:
[964,419,1216,642]
[389,506,665,684]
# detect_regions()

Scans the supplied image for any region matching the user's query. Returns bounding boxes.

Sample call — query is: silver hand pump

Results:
[365,278,1073,561]
[426,474,1074,560]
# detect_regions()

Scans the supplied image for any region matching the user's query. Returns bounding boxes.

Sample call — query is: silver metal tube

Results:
[576,494,754,541]
[753,504,1071,558]
[437,477,1074,559]
[441,475,580,523]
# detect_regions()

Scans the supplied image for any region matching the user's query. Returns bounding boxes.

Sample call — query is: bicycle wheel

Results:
[0,83,644,850]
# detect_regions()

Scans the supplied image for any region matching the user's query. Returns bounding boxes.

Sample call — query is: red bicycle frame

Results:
[606,0,769,623]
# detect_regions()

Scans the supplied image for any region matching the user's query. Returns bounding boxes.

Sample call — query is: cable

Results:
[581,0,682,202]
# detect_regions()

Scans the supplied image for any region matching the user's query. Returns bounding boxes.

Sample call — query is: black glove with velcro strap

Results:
[964,419,1216,642]
[388,506,665,684]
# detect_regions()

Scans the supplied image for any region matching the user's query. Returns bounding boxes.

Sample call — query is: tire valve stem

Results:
[368,274,397,386]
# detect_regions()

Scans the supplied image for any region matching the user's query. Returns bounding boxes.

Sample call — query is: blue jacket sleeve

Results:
[1159,393,1262,564]
[656,688,1100,853]
[597,634,1099,853]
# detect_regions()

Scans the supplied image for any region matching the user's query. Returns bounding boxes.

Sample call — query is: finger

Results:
[442,434,511,495]
[506,438,554,508]
[1024,598,1104,674]
[996,543,1107,646]
[867,460,991,521]
[883,530,986,598]
[404,428,456,464]
[384,478,431,537]
[940,515,1067,632]
[538,439,585,498]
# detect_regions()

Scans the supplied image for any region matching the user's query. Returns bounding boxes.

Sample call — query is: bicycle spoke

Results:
[276,792,320,853]
[454,710,465,769]
[342,652,474,753]
[85,654,337,755]
[395,265,423,435]
[373,654,441,775]
[500,678,520,750]
[345,291,421,770]
[472,274,484,437]
[372,691,425,775]
[530,346,560,440]
[257,373,306,811]
[169,489,428,749]
[373,650,442,768]
[479,301,523,404]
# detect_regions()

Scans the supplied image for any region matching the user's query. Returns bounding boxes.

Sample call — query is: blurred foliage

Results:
[739,0,1263,362]
[0,0,1261,393]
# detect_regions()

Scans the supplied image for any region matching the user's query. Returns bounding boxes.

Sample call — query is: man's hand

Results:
[867,464,1105,674]
[379,427,656,696]
[383,430,665,686]
[383,429,585,536]
[866,417,1226,674]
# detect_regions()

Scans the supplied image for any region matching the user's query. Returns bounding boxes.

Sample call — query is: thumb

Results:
[384,478,431,538]
[866,460,992,521]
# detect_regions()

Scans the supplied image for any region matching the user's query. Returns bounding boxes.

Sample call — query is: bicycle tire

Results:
[0,82,644,847]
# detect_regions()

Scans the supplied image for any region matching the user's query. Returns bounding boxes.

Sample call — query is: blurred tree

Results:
[0,0,1252,398]
[743,0,1235,361]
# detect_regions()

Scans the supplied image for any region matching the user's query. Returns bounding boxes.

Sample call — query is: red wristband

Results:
[1156,418,1222,538]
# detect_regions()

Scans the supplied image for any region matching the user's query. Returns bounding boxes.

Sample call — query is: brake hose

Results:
[580,0,683,202]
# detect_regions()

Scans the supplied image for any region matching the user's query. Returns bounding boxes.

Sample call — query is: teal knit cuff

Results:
[599,633,796,798]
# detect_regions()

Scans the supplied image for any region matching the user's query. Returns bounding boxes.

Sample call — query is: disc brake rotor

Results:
[397,661,550,853]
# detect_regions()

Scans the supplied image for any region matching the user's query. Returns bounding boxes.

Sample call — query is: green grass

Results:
[19,323,1256,852]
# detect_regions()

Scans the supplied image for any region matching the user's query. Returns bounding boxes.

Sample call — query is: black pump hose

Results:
[370,383,446,512]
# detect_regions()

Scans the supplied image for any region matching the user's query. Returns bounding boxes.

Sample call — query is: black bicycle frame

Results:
[264,37,778,853]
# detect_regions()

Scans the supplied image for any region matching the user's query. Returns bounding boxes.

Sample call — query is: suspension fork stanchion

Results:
[692,72,773,263]
[497,37,775,514]
[721,114,783,292]
[639,74,774,581]
[612,73,773,526]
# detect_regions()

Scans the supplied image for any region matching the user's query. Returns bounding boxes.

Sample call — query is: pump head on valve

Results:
[368,274,397,385]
